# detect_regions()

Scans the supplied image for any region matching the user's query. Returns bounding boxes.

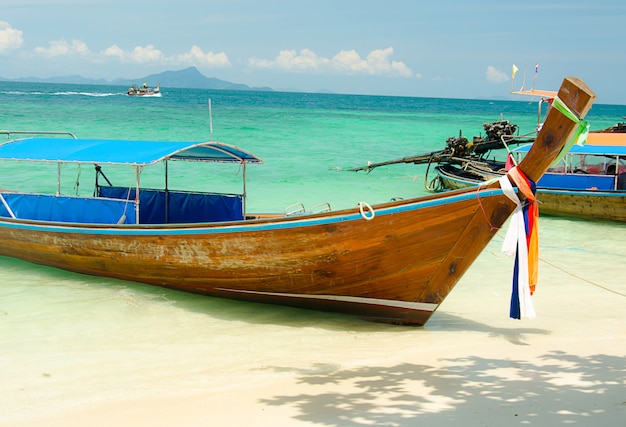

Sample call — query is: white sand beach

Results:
[1,217,625,427]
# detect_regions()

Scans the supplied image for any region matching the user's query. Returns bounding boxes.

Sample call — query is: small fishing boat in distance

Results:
[0,77,595,325]
[127,82,160,96]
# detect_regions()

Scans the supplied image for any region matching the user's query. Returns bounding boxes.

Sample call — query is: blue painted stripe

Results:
[538,188,626,197]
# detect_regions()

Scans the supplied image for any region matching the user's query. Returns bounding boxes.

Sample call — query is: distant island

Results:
[1,66,273,92]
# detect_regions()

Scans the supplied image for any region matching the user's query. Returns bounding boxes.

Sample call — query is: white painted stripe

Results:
[215,288,438,312]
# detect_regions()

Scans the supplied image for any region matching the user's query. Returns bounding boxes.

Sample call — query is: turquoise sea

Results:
[1,81,625,426]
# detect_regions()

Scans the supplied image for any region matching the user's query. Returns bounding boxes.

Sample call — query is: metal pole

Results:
[57,163,61,196]
[208,99,213,141]
[135,165,141,224]
[165,160,169,223]
[0,193,16,218]
[242,162,247,218]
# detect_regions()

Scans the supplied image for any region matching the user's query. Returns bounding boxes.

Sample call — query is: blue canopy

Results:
[513,143,626,156]
[0,137,263,165]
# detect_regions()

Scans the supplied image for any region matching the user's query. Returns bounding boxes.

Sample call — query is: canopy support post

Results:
[135,165,141,224]
[242,162,247,219]
[208,99,213,141]
[0,193,16,218]
[165,160,169,223]
[57,163,61,196]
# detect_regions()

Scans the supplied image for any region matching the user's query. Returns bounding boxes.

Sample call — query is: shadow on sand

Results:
[260,352,625,426]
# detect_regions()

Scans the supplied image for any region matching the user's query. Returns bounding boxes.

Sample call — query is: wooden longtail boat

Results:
[434,133,626,223]
[0,77,595,325]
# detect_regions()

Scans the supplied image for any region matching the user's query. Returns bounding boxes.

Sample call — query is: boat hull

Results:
[0,190,512,325]
[534,189,626,222]
[434,166,626,223]
[434,164,500,190]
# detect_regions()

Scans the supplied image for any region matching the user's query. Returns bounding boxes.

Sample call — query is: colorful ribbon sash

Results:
[496,95,588,320]
[499,167,538,319]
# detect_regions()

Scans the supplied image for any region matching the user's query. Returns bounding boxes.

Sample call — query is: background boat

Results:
[127,82,161,96]
[430,131,626,223]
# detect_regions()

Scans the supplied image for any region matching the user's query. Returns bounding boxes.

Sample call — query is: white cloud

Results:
[278,49,328,70]
[247,57,273,69]
[332,50,367,73]
[486,66,509,83]
[0,21,24,52]
[101,44,163,63]
[249,47,415,78]
[249,49,328,71]
[337,47,413,77]
[176,45,231,67]
[34,39,90,57]
[102,45,125,59]
[130,44,164,62]
[103,44,230,67]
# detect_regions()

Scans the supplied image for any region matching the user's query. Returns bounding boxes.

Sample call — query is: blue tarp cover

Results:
[0,137,263,165]
[538,174,615,190]
[99,186,243,224]
[0,189,244,224]
[514,143,626,156]
[0,193,136,224]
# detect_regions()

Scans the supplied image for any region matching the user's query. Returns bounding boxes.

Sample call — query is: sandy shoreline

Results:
[2,219,625,426]
[6,332,625,426]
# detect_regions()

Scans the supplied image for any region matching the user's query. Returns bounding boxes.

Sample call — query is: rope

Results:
[499,135,519,168]
[357,201,375,220]
[116,176,135,224]
[235,159,244,176]
[474,169,504,231]
[424,156,435,191]
[429,176,443,192]
[492,228,626,298]
[474,186,500,231]
[540,258,626,298]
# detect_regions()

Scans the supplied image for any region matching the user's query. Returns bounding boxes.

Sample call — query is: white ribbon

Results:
[499,175,536,319]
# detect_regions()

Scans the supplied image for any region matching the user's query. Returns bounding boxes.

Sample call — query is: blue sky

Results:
[2,0,625,104]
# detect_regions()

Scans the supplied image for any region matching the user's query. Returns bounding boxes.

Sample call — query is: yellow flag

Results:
[512,64,519,79]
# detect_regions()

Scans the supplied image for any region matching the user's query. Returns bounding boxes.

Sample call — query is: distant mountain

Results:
[3,67,273,92]
[113,67,272,91]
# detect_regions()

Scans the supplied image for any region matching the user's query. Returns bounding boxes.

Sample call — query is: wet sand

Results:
[1,218,625,426]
